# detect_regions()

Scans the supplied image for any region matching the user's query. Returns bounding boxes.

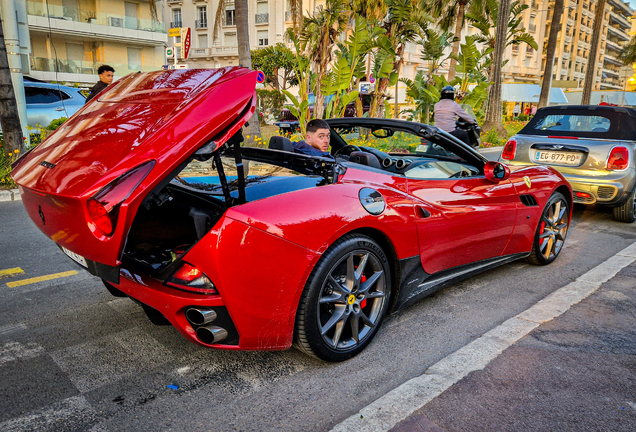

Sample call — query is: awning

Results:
[501,83,568,104]
[564,90,636,107]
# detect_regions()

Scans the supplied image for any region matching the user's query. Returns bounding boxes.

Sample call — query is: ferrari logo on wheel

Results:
[347,295,356,305]
[524,176,532,188]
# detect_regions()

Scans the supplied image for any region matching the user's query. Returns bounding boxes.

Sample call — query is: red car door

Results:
[407,175,518,275]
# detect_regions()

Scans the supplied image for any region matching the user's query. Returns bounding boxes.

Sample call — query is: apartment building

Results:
[164,0,326,68]
[495,0,634,90]
[24,0,168,83]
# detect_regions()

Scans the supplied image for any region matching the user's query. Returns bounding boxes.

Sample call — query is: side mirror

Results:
[371,128,394,138]
[484,161,511,182]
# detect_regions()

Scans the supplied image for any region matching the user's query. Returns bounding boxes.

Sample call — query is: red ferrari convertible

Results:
[12,68,572,361]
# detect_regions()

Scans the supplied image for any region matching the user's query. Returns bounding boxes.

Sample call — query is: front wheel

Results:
[294,234,391,362]
[613,189,636,223]
[526,192,570,265]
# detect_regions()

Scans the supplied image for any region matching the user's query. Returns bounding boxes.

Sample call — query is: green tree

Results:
[368,0,429,118]
[251,43,298,90]
[300,0,350,119]
[427,0,471,82]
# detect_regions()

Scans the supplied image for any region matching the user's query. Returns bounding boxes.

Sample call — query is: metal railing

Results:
[170,21,183,28]
[26,0,166,33]
[195,20,207,29]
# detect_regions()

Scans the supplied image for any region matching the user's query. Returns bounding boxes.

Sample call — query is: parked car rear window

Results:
[532,115,610,133]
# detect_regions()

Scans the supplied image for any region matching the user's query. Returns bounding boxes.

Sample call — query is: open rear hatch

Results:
[12,67,257,278]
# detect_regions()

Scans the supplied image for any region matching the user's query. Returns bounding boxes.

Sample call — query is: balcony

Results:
[603,54,622,66]
[608,25,630,41]
[211,46,239,56]
[195,20,207,29]
[609,11,631,30]
[29,55,160,82]
[605,39,622,52]
[26,0,166,34]
[603,67,620,78]
[255,13,269,24]
[191,48,210,57]
[170,21,182,28]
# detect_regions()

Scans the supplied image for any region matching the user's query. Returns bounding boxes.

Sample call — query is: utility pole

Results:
[0,18,25,156]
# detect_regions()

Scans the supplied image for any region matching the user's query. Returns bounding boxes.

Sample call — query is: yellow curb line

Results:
[0,267,25,280]
[7,270,78,288]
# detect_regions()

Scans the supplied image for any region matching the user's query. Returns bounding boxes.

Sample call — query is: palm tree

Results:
[582,0,607,105]
[538,0,564,108]
[482,0,511,137]
[0,19,24,156]
[300,0,350,119]
[427,0,471,82]
[368,0,427,118]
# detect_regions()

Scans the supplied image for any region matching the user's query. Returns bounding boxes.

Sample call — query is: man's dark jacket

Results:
[85,81,108,103]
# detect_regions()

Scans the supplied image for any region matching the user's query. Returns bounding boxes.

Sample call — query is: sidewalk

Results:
[391,260,636,431]
[0,189,21,202]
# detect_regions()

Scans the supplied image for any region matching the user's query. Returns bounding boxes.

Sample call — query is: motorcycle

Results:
[455,119,482,149]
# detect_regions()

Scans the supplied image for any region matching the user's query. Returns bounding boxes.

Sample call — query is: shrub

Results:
[256,90,286,123]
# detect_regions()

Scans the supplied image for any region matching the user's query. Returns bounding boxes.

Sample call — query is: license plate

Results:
[534,151,582,166]
[61,246,87,268]
[279,123,290,128]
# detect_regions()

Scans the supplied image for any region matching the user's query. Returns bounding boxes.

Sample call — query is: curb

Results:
[0,189,21,202]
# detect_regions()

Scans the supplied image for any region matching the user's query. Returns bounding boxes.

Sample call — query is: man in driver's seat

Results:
[293,119,331,157]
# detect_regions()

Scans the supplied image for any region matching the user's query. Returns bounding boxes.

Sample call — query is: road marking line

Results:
[0,341,45,366]
[330,242,636,432]
[6,270,78,288]
[0,396,96,431]
[0,267,24,279]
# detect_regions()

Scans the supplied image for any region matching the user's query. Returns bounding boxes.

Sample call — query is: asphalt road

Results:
[1,195,635,432]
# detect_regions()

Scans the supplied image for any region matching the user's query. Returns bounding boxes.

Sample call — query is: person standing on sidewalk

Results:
[85,65,115,103]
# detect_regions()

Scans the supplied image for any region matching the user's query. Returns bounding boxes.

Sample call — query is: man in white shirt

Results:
[434,86,477,145]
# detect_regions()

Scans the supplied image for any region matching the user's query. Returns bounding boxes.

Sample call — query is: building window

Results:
[172,9,182,28]
[225,32,237,46]
[225,5,236,26]
[257,30,268,46]
[175,36,181,59]
[128,47,143,71]
[198,34,208,48]
[196,6,207,28]
[125,2,139,30]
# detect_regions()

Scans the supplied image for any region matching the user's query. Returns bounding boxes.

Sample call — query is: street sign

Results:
[166,47,174,59]
[256,70,265,83]
[181,27,191,59]
[168,27,181,37]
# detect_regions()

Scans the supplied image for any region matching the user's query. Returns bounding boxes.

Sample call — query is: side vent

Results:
[520,194,538,207]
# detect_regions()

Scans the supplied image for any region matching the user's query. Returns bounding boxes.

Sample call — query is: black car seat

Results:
[349,151,382,169]
[269,136,294,152]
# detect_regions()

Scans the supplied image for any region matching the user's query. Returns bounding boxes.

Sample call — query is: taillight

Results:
[502,139,517,160]
[166,262,217,295]
[607,146,629,170]
[87,161,155,236]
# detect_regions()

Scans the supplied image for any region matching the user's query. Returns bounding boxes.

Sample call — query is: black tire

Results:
[526,192,570,265]
[294,234,391,362]
[613,189,636,223]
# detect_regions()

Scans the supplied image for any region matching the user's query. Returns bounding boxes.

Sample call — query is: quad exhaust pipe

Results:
[186,308,217,325]
[186,307,228,344]
[196,325,228,344]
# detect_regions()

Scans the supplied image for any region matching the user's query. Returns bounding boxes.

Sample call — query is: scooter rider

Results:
[434,85,478,145]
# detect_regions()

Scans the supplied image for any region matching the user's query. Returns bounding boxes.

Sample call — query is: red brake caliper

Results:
[539,220,546,247]
[360,274,367,309]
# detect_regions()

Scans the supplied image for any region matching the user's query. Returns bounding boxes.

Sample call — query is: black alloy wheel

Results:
[294,234,391,362]
[613,189,636,223]
[526,192,570,265]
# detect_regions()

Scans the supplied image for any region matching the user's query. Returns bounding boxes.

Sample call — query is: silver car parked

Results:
[500,105,636,223]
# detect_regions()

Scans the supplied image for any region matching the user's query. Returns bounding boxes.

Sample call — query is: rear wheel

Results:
[613,189,636,223]
[294,234,391,362]
[526,192,570,265]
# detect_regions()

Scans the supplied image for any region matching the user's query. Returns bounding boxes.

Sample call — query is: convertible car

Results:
[12,68,572,362]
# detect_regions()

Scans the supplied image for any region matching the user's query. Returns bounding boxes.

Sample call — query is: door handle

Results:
[416,206,431,218]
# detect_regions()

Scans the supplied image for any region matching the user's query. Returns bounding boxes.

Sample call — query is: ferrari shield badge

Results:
[523,176,532,188]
